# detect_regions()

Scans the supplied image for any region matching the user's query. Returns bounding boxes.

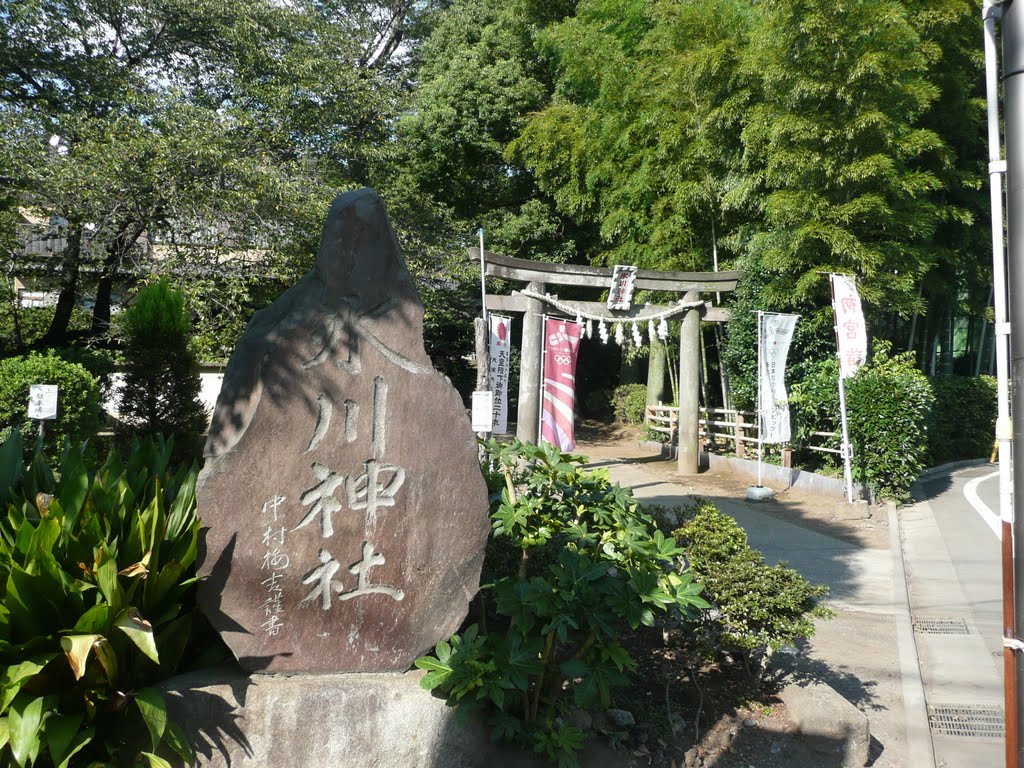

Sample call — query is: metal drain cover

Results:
[928,705,1004,738]
[912,617,970,635]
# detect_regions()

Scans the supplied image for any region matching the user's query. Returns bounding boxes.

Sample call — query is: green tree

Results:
[116,280,207,456]
[512,0,754,271]
[393,0,586,262]
[738,0,947,319]
[0,0,420,353]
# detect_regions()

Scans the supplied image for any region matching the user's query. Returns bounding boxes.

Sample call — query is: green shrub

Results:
[672,500,832,658]
[845,341,934,501]
[611,383,647,425]
[0,352,102,461]
[0,305,93,358]
[790,341,934,501]
[117,280,207,459]
[0,432,209,767]
[416,439,708,767]
[789,355,841,458]
[52,346,117,403]
[927,375,996,465]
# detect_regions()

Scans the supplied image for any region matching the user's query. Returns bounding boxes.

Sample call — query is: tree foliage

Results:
[116,280,207,457]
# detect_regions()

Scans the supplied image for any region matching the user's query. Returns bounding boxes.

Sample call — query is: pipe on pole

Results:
[999,1,1024,764]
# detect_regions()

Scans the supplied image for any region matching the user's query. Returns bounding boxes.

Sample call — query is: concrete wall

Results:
[103,363,225,420]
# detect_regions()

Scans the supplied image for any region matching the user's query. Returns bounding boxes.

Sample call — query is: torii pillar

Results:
[677,291,702,475]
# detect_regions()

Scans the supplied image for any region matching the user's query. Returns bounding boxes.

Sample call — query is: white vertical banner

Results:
[758,312,799,444]
[830,273,867,503]
[831,274,868,379]
[488,314,512,434]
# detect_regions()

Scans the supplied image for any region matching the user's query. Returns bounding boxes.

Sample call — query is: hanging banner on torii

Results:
[540,317,583,451]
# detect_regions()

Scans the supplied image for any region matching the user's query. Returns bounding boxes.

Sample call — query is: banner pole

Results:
[478,228,488,331]
[757,310,764,488]
[537,314,548,443]
[838,376,854,503]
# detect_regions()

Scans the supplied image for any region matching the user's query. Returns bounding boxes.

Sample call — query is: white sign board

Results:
[607,265,638,310]
[471,390,494,433]
[27,384,58,420]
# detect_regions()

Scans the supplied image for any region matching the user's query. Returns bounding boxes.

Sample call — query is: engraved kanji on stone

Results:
[262,495,286,522]
[299,542,404,611]
[338,541,404,603]
[294,376,406,536]
[299,549,345,610]
[345,459,405,527]
[261,548,290,570]
[262,525,287,547]
[294,463,345,538]
[302,299,433,376]
[261,614,285,636]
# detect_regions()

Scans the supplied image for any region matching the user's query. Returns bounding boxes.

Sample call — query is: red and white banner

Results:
[830,274,868,379]
[540,317,583,451]
[488,314,512,434]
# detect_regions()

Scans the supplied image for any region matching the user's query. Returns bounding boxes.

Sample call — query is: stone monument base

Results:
[162,667,631,768]
[162,667,487,768]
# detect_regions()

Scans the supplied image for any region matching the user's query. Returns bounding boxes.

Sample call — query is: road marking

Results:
[963,471,1000,540]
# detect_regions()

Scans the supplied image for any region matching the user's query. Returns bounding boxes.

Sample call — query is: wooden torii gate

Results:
[471,248,740,475]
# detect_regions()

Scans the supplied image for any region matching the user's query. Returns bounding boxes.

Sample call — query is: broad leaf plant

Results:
[0,432,203,767]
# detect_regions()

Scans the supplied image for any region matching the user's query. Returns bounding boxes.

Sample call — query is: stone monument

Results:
[197,187,490,674]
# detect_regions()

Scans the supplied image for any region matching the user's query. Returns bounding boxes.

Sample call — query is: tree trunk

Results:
[713,324,732,412]
[92,222,145,337]
[646,338,667,406]
[43,222,83,348]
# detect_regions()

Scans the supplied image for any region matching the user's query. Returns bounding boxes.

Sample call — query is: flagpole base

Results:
[746,485,775,502]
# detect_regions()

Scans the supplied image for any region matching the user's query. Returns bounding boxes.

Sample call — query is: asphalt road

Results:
[921,465,1003,666]
[911,463,1006,766]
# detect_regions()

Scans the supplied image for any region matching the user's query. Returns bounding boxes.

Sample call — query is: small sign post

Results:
[471,390,494,433]
[27,384,58,442]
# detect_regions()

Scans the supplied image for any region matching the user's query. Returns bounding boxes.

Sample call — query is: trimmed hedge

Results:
[927,375,996,465]
[790,341,934,502]
[845,343,934,502]
[672,499,832,656]
[0,352,102,460]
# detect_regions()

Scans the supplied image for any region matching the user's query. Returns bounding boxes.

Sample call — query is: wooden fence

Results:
[645,404,840,465]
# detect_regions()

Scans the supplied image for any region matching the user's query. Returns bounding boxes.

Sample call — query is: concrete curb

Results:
[639,442,993,503]
[915,457,991,482]
[888,502,936,768]
[636,441,866,501]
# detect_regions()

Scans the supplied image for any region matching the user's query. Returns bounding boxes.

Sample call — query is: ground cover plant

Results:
[416,439,709,767]
[0,431,211,767]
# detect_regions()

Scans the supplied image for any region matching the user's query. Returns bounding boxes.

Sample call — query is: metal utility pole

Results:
[1000,0,1024,763]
